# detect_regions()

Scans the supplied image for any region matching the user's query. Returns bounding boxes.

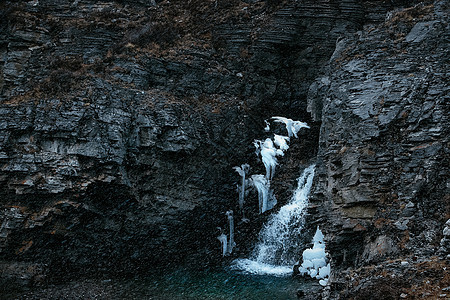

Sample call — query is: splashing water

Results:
[234,165,315,276]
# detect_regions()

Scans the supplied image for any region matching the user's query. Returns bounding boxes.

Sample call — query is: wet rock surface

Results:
[0,0,448,298]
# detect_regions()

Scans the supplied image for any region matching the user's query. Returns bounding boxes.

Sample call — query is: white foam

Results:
[233,259,293,276]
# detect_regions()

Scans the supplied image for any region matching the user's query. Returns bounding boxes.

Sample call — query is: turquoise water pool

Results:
[112,267,314,300]
[9,266,316,299]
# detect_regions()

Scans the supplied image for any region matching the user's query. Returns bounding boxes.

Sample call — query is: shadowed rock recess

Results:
[0,0,448,298]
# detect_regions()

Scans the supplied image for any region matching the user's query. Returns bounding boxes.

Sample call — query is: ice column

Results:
[233,164,250,212]
[260,138,278,180]
[226,211,236,254]
[217,227,228,257]
[251,175,276,214]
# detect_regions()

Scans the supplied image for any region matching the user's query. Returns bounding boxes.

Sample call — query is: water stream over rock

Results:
[234,165,315,276]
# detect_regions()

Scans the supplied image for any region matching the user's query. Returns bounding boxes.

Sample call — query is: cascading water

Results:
[233,165,315,276]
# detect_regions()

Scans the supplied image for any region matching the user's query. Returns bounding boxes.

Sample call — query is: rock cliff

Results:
[0,0,448,298]
[308,1,449,297]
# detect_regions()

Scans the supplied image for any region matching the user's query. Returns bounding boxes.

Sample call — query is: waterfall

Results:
[233,165,315,276]
[218,116,309,259]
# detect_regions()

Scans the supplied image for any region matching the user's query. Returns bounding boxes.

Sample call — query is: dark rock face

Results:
[0,0,360,285]
[307,1,449,297]
[0,0,447,298]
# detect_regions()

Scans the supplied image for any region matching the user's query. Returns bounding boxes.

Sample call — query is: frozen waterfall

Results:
[233,165,315,276]
[218,116,309,257]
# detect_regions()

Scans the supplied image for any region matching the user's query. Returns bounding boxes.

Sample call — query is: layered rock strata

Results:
[0,0,444,297]
[308,1,449,297]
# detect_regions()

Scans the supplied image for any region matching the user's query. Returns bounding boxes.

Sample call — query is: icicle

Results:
[226,211,235,254]
[264,120,270,132]
[217,227,228,257]
[251,175,267,213]
[250,174,277,214]
[253,139,262,156]
[260,138,278,180]
[272,116,309,138]
[233,164,250,212]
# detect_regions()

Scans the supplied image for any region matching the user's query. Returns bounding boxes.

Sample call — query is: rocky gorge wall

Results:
[0,0,357,287]
[307,1,449,297]
[0,0,447,298]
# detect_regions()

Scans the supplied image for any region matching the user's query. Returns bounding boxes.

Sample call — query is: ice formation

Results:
[273,134,290,151]
[226,210,236,254]
[299,226,331,286]
[260,138,278,180]
[291,120,310,138]
[251,174,277,214]
[253,140,262,156]
[233,164,250,211]
[217,228,228,257]
[264,120,271,132]
[272,116,310,138]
